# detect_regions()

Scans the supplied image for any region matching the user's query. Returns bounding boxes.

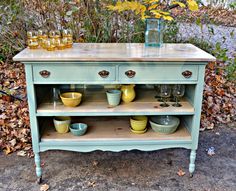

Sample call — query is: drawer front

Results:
[33,64,116,83]
[119,64,198,83]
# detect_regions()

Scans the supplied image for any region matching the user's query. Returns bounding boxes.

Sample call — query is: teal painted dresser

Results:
[13,43,215,183]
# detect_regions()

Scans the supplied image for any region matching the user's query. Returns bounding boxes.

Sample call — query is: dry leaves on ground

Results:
[0,61,31,154]
[201,62,236,130]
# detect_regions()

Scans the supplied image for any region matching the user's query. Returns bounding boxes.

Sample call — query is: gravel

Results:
[0,125,235,191]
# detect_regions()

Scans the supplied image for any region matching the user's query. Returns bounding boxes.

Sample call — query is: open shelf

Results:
[40,117,191,143]
[37,89,194,116]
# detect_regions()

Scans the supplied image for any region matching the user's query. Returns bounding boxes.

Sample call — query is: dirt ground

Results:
[0,125,235,191]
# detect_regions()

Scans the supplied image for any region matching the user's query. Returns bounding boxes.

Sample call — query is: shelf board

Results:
[37,90,194,116]
[41,117,191,143]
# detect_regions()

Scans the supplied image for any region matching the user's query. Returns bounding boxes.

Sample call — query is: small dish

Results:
[70,123,88,136]
[60,92,82,107]
[130,127,147,134]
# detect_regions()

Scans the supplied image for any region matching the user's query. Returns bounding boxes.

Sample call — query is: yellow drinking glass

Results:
[63,36,73,48]
[28,39,39,49]
[45,39,56,51]
[27,31,38,39]
[49,30,61,39]
[56,39,66,50]
[38,30,48,48]
[62,29,73,37]
[27,31,38,49]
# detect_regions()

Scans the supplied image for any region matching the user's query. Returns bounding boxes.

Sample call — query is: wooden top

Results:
[13,43,216,62]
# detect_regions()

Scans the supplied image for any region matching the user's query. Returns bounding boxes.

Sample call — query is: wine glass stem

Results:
[164,98,167,106]
[175,97,178,106]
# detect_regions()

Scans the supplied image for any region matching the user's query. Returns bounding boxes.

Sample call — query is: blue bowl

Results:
[70,123,88,136]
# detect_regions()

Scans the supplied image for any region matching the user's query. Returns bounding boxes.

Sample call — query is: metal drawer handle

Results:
[182,70,192,78]
[98,70,110,78]
[39,70,50,78]
[125,70,136,78]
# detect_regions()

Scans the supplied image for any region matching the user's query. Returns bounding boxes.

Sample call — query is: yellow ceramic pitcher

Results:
[121,84,136,103]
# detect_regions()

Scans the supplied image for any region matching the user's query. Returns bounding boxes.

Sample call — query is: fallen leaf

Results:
[206,147,215,156]
[9,139,16,147]
[40,184,49,191]
[17,150,27,157]
[87,181,96,188]
[177,169,185,176]
[4,146,12,155]
[92,161,99,167]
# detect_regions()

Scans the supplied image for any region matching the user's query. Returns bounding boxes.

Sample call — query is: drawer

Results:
[118,64,198,83]
[33,64,116,83]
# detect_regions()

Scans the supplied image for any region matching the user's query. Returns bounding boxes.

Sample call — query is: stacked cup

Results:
[106,90,122,107]
[26,29,73,51]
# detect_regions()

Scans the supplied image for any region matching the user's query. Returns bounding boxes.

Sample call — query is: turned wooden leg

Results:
[189,150,196,177]
[35,152,42,184]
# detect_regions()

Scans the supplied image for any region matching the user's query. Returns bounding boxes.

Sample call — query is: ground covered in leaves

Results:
[0,62,31,156]
[0,125,235,191]
[0,61,236,154]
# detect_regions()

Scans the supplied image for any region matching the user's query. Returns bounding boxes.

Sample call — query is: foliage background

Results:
[0,0,235,154]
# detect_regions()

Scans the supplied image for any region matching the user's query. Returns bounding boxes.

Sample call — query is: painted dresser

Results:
[13,43,215,183]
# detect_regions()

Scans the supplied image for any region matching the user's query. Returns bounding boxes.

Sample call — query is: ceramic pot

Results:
[53,116,71,133]
[106,89,121,106]
[121,84,135,103]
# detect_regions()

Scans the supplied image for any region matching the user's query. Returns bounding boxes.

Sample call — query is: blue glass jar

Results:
[145,18,164,47]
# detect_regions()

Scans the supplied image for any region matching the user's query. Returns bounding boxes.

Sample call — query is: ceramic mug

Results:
[53,116,71,133]
[106,90,121,106]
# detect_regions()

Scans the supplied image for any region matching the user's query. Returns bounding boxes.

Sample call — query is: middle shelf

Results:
[37,89,194,116]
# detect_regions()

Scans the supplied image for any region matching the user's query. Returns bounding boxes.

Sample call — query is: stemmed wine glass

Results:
[154,84,162,101]
[160,84,171,107]
[172,84,185,107]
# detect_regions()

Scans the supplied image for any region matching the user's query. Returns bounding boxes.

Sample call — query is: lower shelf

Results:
[39,117,192,152]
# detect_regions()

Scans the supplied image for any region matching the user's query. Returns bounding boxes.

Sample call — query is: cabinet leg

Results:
[189,150,196,177]
[35,152,42,184]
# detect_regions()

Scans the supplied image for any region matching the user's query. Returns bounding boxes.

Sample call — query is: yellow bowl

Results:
[130,116,148,131]
[60,92,82,107]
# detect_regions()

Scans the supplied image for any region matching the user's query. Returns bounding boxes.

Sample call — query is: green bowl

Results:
[70,123,88,136]
[149,116,180,134]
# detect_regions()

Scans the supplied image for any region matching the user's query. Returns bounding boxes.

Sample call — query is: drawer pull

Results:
[182,70,192,78]
[98,70,110,78]
[125,70,136,78]
[39,70,50,78]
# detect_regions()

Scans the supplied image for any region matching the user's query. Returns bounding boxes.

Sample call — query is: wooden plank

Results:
[13,43,216,62]
[37,89,194,116]
[41,117,191,142]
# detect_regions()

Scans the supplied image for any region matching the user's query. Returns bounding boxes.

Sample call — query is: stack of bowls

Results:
[149,115,180,134]
[130,116,148,134]
[60,92,82,107]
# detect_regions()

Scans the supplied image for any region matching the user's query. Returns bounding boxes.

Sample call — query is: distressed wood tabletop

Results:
[13,43,216,62]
